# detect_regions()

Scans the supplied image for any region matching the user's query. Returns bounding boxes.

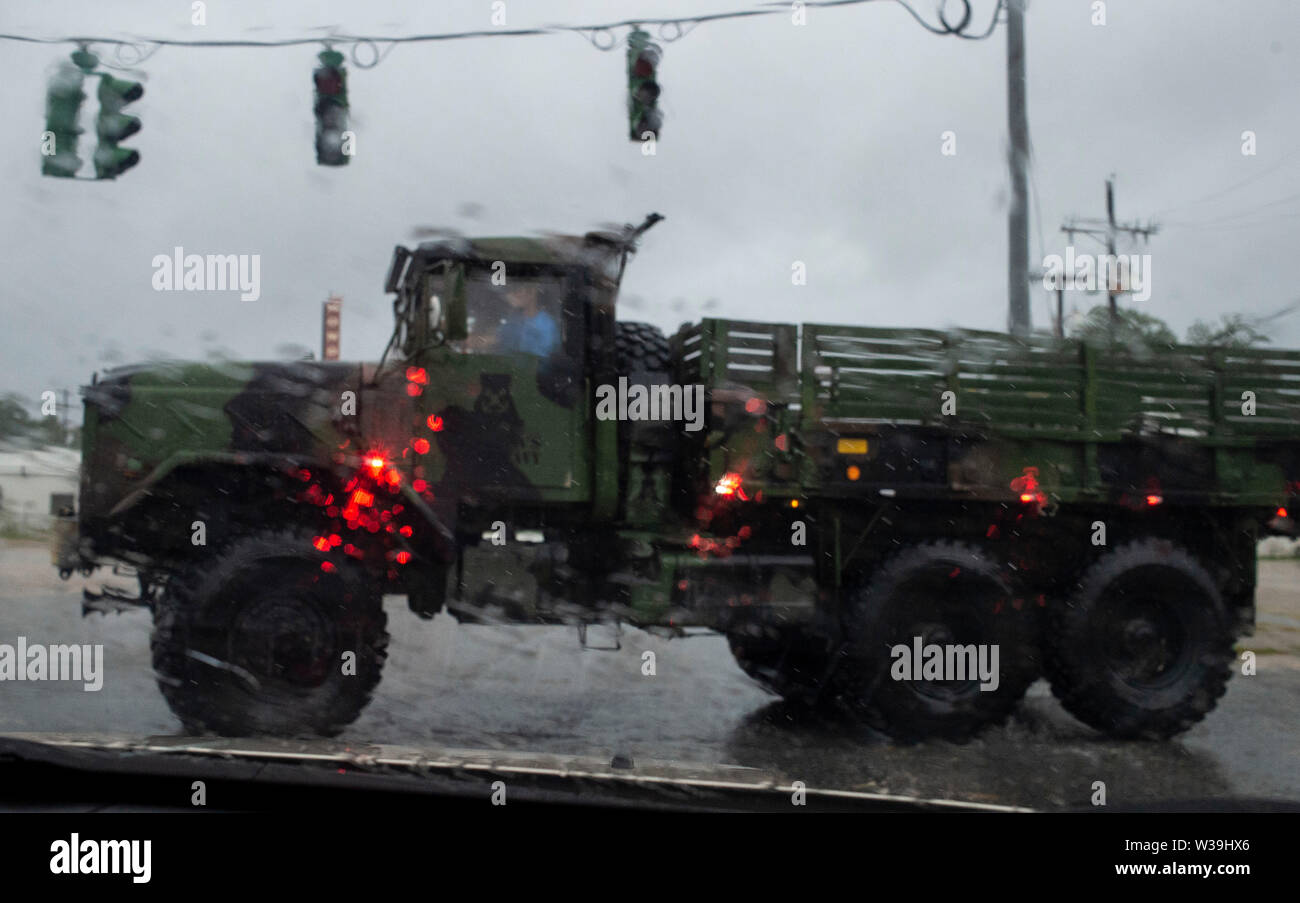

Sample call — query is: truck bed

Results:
[672,318,1300,506]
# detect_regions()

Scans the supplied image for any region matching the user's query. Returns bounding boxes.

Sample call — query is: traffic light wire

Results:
[0,0,1002,58]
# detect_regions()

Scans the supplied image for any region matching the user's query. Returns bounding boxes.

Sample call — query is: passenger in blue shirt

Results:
[497,284,560,358]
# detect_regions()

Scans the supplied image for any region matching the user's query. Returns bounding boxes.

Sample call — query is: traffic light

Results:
[626,28,662,141]
[41,50,97,178]
[93,74,144,179]
[313,49,350,166]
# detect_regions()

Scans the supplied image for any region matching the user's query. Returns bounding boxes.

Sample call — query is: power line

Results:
[1162,188,1300,230]
[1154,144,1300,217]
[1161,211,1300,233]
[1254,298,1300,325]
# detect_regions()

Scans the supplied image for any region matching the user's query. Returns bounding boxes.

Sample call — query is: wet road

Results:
[2,538,1297,809]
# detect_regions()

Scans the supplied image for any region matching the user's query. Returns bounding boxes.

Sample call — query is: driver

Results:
[497,283,560,358]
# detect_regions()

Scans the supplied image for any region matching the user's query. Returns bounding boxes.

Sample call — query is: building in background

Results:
[0,445,79,532]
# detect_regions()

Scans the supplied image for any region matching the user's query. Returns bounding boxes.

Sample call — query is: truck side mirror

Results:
[444,265,468,342]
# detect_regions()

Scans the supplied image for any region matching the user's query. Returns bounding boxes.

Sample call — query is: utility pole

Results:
[1006,0,1031,337]
[1061,175,1159,327]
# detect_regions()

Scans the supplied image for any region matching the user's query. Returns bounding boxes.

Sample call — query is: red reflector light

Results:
[405,366,428,385]
[413,438,430,455]
[714,472,743,496]
[1008,470,1040,504]
[350,488,374,508]
[395,551,411,565]
[1277,507,1288,519]
[312,536,330,552]
[427,415,444,432]
[1146,494,1163,506]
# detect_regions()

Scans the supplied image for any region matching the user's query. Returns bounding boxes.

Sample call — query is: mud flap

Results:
[398,483,457,565]
[50,513,82,579]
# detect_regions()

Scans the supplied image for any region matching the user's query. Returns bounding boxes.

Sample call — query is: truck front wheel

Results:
[1045,538,1233,739]
[151,530,389,737]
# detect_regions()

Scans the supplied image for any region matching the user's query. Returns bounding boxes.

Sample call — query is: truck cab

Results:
[376,224,649,540]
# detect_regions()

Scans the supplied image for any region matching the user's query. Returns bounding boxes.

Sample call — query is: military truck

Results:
[56,213,1300,742]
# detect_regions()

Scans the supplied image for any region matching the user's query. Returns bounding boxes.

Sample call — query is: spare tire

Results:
[608,321,677,524]
[614,321,672,375]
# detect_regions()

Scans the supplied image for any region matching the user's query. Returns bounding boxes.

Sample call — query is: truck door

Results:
[422,264,591,506]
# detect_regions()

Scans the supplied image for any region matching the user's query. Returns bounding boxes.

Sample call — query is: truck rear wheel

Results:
[151,530,388,738]
[838,541,1038,742]
[1045,539,1233,739]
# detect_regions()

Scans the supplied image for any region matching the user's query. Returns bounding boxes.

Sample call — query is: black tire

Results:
[726,626,832,704]
[1045,538,1233,739]
[152,530,389,737]
[611,321,676,521]
[838,541,1038,742]
[614,321,672,374]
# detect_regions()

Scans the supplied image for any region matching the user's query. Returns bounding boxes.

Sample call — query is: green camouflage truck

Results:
[55,214,1300,741]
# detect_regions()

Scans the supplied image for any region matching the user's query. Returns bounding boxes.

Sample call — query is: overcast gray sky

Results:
[3,0,1299,409]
